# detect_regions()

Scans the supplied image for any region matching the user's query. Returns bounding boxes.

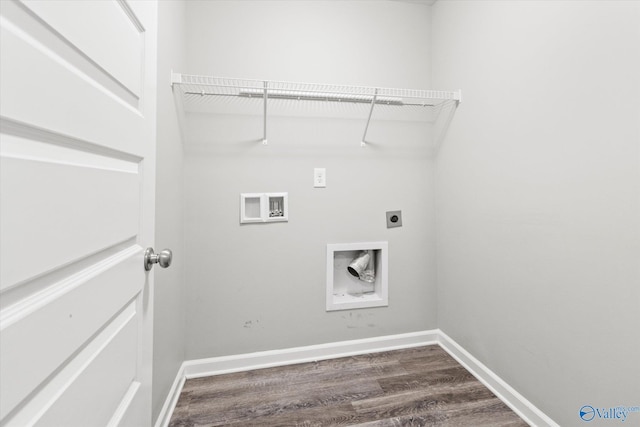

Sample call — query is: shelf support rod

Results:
[262,81,268,145]
[361,89,378,147]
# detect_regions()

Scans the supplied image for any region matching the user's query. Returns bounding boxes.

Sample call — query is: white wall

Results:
[182,0,437,359]
[153,1,186,423]
[185,0,430,88]
[432,1,640,426]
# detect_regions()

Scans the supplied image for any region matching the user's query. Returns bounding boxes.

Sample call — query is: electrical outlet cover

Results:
[386,210,402,228]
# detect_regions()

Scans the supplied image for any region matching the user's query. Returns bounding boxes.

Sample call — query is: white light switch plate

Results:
[314,168,326,188]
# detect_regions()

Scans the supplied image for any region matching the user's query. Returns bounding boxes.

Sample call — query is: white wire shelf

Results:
[171,72,461,146]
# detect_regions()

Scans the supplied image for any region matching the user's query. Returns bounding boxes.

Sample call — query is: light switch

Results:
[314,168,326,188]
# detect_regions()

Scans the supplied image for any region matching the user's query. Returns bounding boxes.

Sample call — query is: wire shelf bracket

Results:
[171,72,462,147]
[361,88,378,147]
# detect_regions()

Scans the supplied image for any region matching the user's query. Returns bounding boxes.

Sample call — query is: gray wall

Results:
[183,0,437,359]
[432,2,640,426]
[184,0,430,87]
[153,3,639,424]
[153,1,186,423]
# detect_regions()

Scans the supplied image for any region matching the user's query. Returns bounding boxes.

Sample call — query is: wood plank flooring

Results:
[168,345,528,427]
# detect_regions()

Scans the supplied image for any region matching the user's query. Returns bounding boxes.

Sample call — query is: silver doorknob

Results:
[144,248,173,271]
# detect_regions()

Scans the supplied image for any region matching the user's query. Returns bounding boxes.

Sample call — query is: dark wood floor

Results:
[168,345,528,427]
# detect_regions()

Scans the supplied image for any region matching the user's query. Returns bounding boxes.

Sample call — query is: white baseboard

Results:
[437,331,559,427]
[155,329,558,427]
[182,330,438,379]
[153,369,185,427]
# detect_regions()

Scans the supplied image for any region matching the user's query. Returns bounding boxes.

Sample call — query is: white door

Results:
[0,1,157,426]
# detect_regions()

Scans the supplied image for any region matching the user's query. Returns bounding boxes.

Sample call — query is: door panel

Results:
[0,137,140,290]
[0,0,157,425]
[0,249,142,419]
[0,0,145,154]
[33,310,138,427]
[21,0,144,98]
[8,304,138,427]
